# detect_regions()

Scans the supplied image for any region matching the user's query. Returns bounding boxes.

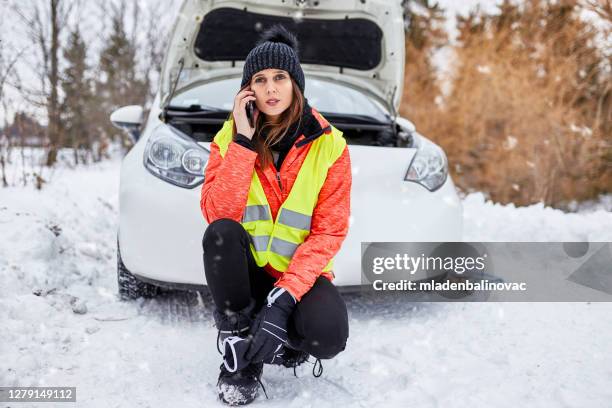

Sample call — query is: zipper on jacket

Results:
[276,171,283,193]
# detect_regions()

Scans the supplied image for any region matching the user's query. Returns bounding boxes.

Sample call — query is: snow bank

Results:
[463,192,612,242]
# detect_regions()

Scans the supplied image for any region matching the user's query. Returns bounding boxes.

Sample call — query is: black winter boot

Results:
[216,361,265,406]
[213,299,267,405]
[270,340,324,378]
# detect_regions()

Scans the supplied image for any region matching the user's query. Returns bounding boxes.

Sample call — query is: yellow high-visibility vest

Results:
[212,117,346,272]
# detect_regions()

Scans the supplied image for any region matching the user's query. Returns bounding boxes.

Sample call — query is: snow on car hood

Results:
[160,0,405,114]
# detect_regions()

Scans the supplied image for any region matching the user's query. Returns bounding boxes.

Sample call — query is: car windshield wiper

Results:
[164,105,229,125]
[160,57,226,120]
[320,112,390,124]
[165,104,225,113]
[319,112,392,130]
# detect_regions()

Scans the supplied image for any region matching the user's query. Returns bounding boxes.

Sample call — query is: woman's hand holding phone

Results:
[233,88,259,140]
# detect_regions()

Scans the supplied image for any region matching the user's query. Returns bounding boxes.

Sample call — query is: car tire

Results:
[117,239,159,300]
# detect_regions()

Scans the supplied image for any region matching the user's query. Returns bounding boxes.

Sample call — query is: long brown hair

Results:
[229,77,304,169]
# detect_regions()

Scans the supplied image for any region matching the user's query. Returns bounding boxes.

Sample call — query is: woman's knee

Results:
[290,283,349,359]
[202,218,243,250]
[297,318,348,359]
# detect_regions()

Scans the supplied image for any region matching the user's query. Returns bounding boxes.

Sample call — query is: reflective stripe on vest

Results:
[212,116,346,273]
[270,237,299,258]
[277,208,311,230]
[242,205,272,223]
[250,235,270,252]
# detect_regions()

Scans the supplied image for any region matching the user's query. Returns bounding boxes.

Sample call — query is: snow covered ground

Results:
[1,151,611,408]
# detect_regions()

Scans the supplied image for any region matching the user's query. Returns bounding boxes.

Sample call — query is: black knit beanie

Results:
[240,24,305,94]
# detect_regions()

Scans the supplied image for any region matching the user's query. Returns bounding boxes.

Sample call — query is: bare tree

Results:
[140,0,172,104]
[583,0,612,21]
[582,0,612,134]
[13,0,74,166]
[0,38,25,187]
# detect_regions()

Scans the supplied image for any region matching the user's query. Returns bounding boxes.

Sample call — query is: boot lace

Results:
[281,348,324,378]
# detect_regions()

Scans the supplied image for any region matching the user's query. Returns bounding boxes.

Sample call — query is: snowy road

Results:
[1,154,611,407]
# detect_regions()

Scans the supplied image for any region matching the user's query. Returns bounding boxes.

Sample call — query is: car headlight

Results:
[404,135,448,192]
[143,123,209,188]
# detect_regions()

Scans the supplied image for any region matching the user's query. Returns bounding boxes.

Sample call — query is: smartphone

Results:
[246,101,255,128]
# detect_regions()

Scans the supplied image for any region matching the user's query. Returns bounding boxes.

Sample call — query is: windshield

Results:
[169,76,390,122]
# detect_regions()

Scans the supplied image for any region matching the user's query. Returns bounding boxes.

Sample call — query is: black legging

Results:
[202,218,349,360]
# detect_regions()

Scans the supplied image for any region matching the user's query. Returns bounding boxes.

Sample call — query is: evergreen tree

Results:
[61,29,94,165]
[95,1,147,151]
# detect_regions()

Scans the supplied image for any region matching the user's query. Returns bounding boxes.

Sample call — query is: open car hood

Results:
[160,0,405,115]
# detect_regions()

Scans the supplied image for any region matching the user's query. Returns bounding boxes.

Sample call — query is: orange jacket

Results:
[200,107,352,301]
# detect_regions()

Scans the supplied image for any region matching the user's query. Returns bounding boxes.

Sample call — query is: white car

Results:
[111,0,463,300]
